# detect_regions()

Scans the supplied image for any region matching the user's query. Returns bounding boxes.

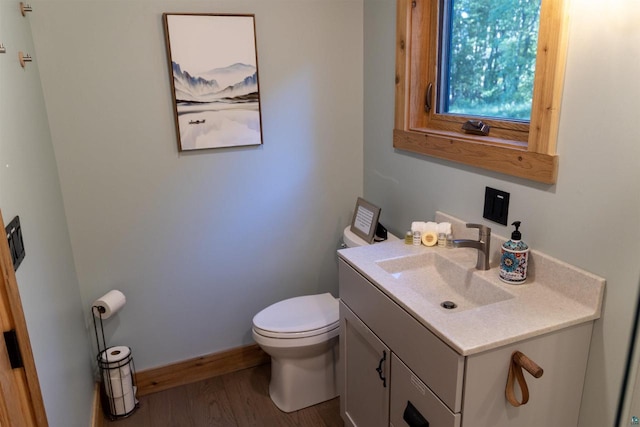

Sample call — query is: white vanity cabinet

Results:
[338,258,596,427]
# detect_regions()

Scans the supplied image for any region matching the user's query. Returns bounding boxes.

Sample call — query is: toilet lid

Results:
[252,293,339,335]
[343,226,370,248]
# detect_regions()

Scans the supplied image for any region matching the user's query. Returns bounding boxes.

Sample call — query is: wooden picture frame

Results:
[163,13,263,151]
[350,197,381,244]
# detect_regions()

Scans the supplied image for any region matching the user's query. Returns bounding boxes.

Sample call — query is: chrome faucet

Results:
[453,223,491,270]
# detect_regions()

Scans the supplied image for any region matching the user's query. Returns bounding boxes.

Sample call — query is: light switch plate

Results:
[5,216,25,271]
[483,187,509,225]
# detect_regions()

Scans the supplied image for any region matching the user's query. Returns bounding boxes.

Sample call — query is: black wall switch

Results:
[5,216,25,271]
[483,187,510,225]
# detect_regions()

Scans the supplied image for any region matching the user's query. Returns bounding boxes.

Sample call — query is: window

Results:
[442,0,540,121]
[394,0,569,184]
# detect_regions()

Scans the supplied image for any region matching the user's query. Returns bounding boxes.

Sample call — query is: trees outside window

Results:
[443,0,541,121]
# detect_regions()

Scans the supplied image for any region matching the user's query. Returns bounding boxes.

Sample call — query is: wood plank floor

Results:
[103,363,344,427]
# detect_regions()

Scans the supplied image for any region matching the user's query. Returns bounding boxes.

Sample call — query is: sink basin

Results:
[376,252,514,311]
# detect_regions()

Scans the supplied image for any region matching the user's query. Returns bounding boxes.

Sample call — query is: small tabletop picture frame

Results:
[350,197,381,244]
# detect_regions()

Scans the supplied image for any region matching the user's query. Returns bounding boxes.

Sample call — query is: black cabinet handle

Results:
[375,350,387,388]
[403,401,429,427]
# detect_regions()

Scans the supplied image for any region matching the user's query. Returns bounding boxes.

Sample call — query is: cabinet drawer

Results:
[390,354,461,427]
[339,259,464,412]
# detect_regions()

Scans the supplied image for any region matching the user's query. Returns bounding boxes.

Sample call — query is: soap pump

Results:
[499,221,529,284]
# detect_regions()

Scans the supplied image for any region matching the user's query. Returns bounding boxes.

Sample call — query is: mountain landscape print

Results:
[164,14,262,150]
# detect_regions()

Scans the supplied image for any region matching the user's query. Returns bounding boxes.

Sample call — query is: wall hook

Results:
[0,44,6,54]
[18,51,32,68]
[20,2,33,16]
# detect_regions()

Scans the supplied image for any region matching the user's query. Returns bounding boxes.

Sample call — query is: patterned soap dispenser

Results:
[499,221,529,284]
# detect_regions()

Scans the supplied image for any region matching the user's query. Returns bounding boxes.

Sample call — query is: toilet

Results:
[252,225,398,412]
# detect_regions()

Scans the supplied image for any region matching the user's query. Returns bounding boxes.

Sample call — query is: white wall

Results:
[30,0,364,370]
[363,1,640,426]
[0,3,94,427]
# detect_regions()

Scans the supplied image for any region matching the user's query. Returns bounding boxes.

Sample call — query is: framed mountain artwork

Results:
[163,14,263,151]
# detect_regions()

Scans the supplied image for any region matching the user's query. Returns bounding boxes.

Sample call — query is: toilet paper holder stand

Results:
[92,305,139,420]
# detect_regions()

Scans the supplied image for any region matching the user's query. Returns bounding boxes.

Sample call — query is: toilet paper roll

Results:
[92,290,126,319]
[99,346,131,368]
[105,372,133,398]
[106,364,131,378]
[110,390,137,416]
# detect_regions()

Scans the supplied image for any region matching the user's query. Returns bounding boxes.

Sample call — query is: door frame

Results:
[0,210,48,426]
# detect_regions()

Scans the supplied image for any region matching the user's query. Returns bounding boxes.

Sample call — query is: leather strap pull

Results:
[506,351,543,407]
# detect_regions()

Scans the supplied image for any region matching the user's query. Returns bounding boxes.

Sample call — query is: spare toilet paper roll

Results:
[111,389,137,416]
[93,290,126,319]
[100,346,131,367]
[105,370,133,398]
[106,364,131,380]
[100,346,135,403]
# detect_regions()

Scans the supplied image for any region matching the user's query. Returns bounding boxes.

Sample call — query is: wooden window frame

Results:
[394,0,569,184]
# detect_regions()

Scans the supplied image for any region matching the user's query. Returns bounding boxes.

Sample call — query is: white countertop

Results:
[337,213,605,356]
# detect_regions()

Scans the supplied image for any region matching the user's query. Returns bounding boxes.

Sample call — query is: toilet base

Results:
[267,336,339,413]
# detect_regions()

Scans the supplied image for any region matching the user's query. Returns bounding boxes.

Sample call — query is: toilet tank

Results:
[342,226,399,248]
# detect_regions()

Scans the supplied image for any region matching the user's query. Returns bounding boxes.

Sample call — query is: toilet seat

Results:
[252,293,339,339]
[253,321,340,339]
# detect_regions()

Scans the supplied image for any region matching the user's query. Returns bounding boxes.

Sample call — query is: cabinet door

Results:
[340,302,390,427]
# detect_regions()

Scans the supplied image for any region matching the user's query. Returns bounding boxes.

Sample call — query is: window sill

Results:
[393,129,558,184]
